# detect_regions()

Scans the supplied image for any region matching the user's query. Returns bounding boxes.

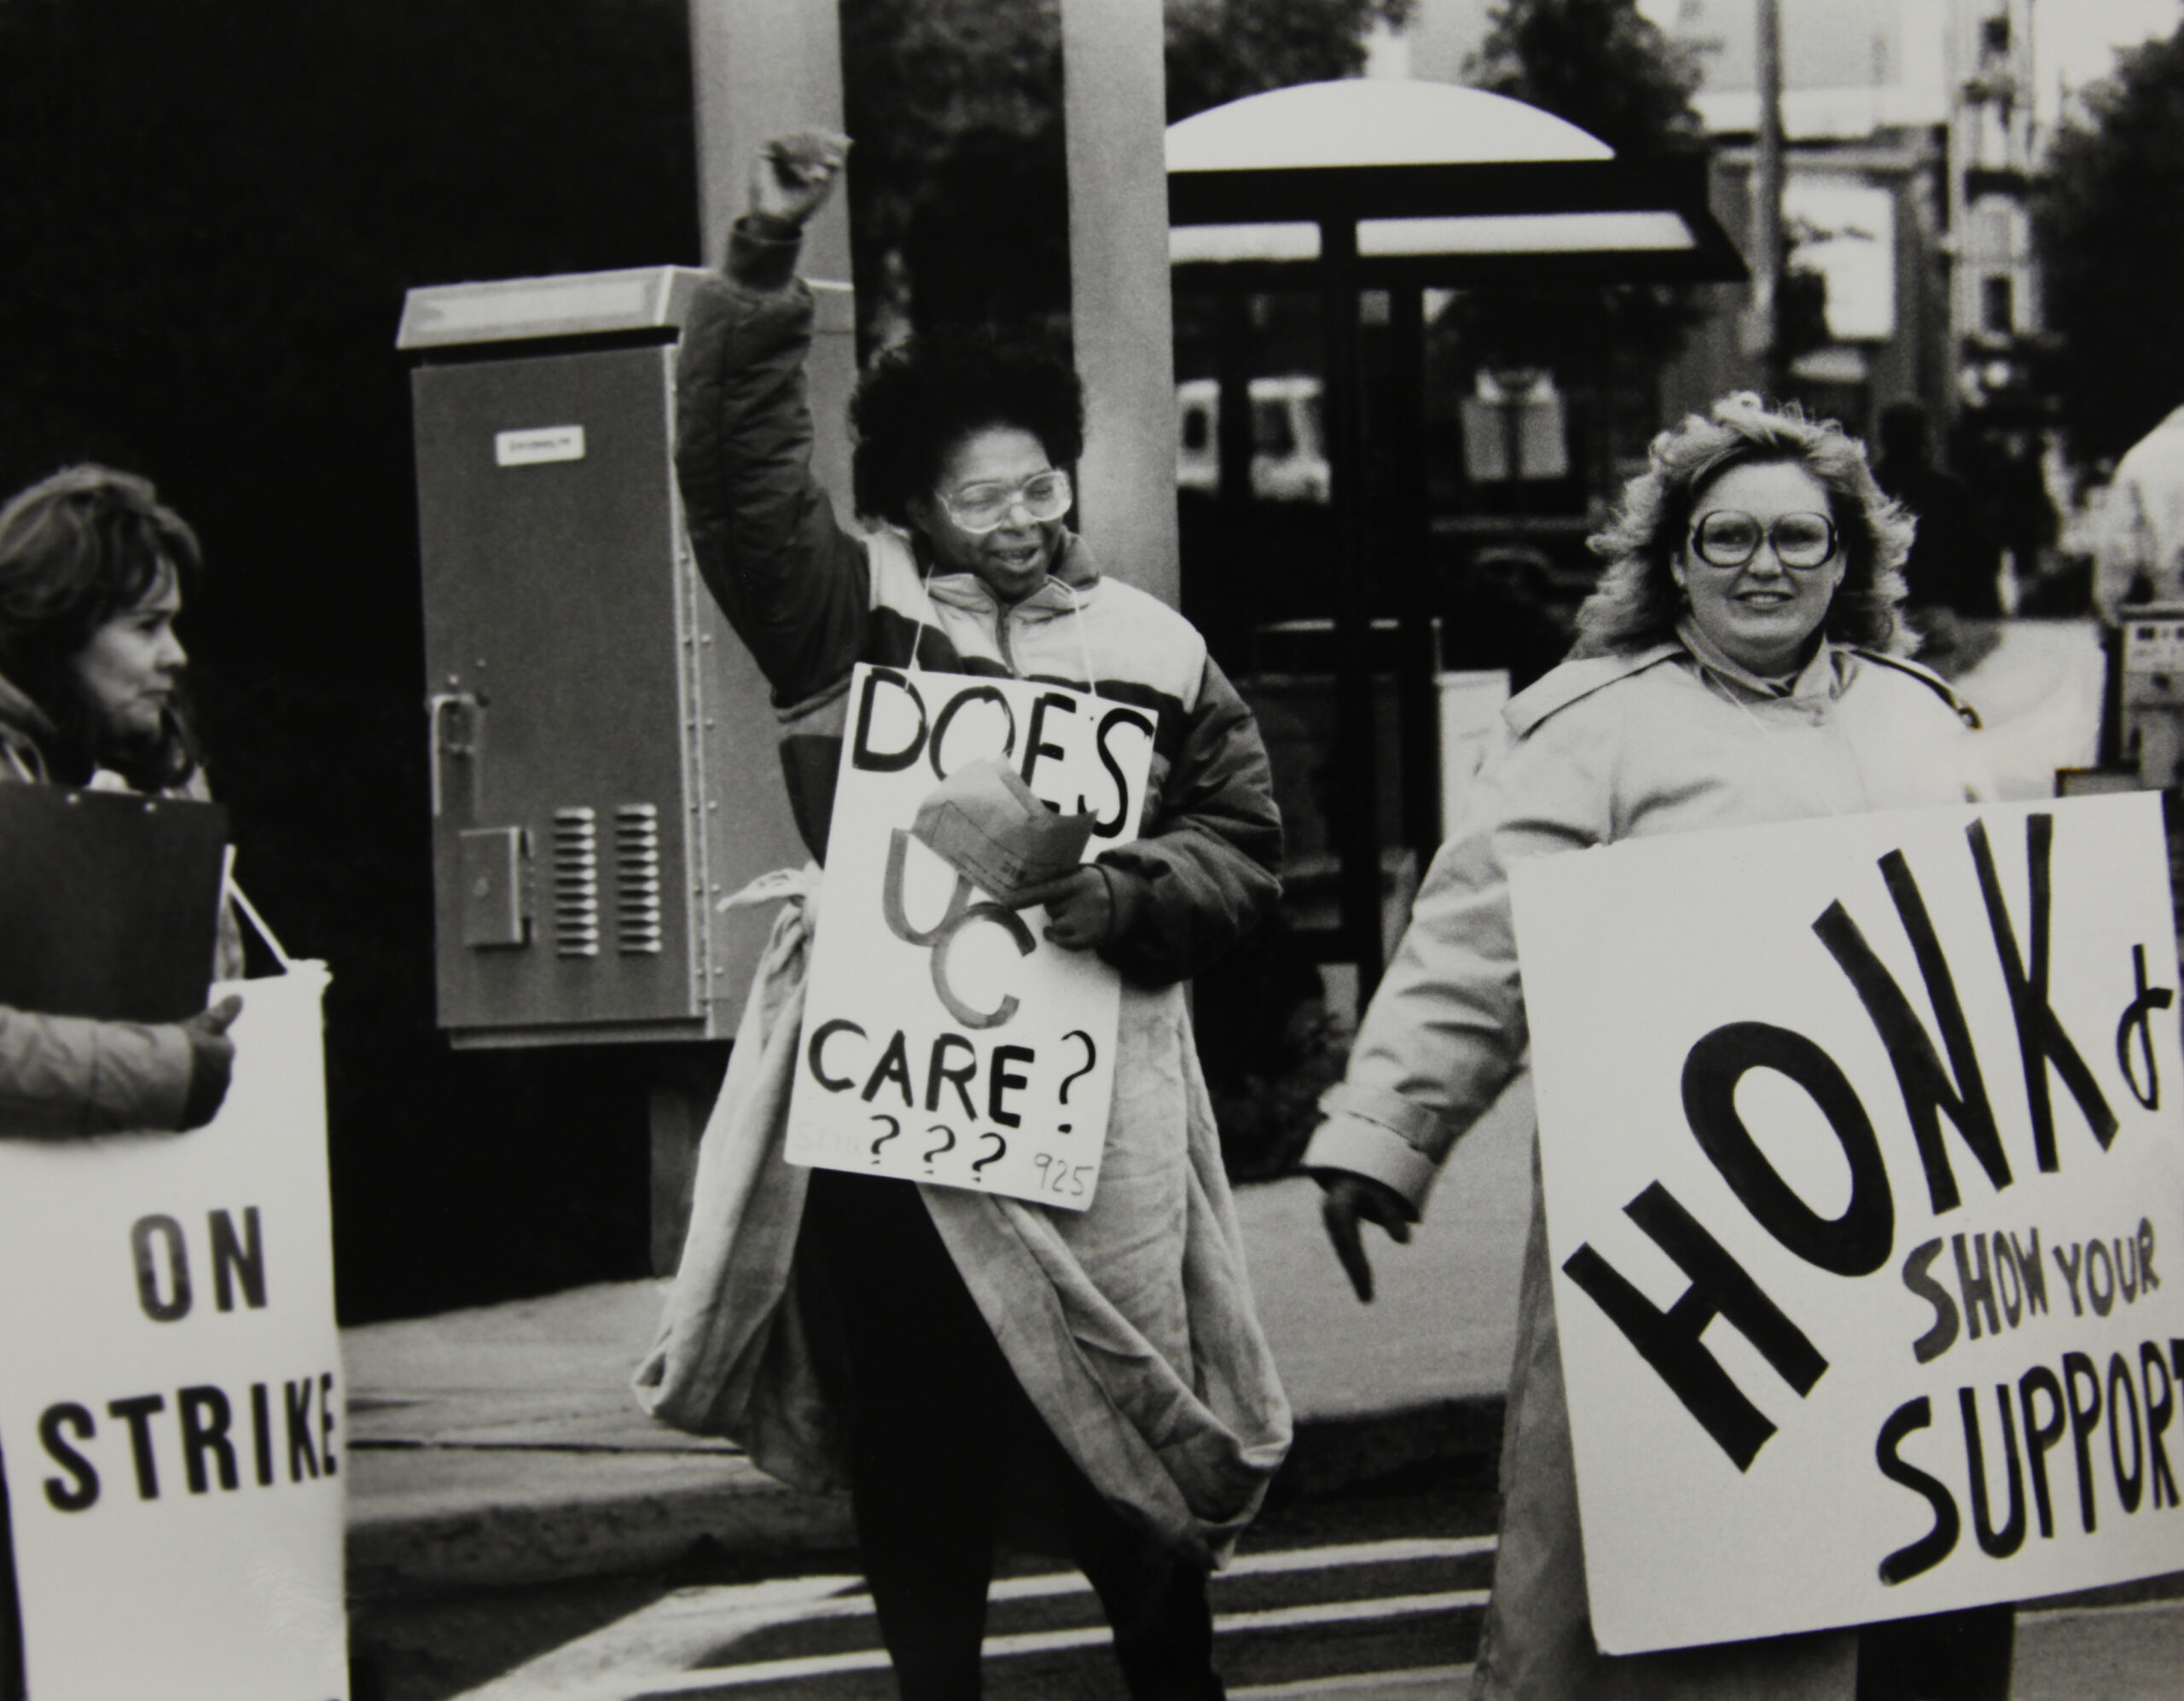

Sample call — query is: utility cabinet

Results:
[398,266,851,1048]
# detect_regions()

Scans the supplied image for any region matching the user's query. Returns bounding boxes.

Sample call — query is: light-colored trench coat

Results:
[1304,634,1985,1700]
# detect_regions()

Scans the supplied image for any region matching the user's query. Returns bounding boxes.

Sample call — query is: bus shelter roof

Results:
[1166,80,1746,288]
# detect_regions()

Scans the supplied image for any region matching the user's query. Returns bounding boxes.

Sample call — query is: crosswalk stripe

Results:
[622,1647,895,1696]
[453,1540,1494,1701]
[1231,1665,1473,1698]
[607,1589,1494,1694]
[1223,1536,1497,1577]
[982,1534,1498,1602]
[502,1588,1490,1699]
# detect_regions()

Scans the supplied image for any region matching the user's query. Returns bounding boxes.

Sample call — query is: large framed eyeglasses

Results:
[1688,509,1838,570]
[937,470,1073,535]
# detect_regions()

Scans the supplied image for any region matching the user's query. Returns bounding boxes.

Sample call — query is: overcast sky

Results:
[1627,0,2180,122]
[2034,0,2181,118]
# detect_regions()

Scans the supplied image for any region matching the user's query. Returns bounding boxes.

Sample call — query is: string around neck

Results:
[1060,578,1101,699]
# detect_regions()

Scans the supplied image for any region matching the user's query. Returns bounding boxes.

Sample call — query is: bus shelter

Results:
[1168,81,1745,986]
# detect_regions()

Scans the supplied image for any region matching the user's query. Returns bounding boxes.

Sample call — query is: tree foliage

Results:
[839,0,1068,337]
[2033,26,2184,464]
[1447,0,1707,378]
[839,0,1406,338]
[1166,0,1410,122]
[1465,0,1703,157]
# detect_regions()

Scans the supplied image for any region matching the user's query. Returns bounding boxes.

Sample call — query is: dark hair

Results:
[1571,392,1914,659]
[0,464,203,787]
[848,325,1084,528]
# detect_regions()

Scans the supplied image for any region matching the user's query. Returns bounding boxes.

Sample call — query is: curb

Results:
[345,1457,855,1599]
[344,1396,1507,1599]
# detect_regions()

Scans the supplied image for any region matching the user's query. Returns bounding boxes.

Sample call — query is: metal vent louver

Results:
[615,803,664,955]
[552,806,600,958]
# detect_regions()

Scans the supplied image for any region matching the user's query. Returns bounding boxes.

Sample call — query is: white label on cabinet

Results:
[494,425,586,467]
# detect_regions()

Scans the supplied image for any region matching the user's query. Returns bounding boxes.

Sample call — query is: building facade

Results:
[1400,0,2048,450]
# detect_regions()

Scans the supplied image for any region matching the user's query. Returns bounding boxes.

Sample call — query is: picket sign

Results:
[1511,792,2184,1654]
[0,962,347,1701]
[787,665,1154,1210]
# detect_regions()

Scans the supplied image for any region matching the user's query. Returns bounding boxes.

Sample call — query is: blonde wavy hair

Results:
[1571,392,1915,659]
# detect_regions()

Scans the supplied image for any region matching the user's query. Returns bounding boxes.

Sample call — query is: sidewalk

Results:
[344,1078,1536,1596]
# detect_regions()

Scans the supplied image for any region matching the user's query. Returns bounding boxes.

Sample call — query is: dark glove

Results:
[1311,1168,1417,1303]
[177,994,243,1131]
[1006,865,1124,952]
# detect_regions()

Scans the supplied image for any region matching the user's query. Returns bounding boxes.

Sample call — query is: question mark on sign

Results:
[923,1124,956,1170]
[869,1113,901,1162]
[1055,1029,1097,1131]
[972,1131,1007,1180]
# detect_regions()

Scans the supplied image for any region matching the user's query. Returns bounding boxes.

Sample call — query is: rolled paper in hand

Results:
[910,757,1095,903]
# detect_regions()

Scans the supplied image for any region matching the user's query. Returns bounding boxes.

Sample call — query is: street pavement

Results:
[411,1564,2184,1701]
[441,1532,1497,1701]
[1955,617,2104,799]
[345,618,2184,1698]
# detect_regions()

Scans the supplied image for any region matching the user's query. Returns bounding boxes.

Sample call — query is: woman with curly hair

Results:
[648,132,1288,1701]
[1306,394,2005,1699]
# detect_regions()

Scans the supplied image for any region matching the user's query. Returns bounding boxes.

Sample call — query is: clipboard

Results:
[0,785,228,1023]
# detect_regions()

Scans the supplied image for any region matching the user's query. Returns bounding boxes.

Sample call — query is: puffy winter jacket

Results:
[672,218,1281,986]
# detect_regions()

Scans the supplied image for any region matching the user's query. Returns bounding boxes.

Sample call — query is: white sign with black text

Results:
[1513,795,2184,1653]
[0,965,347,1701]
[788,665,1154,1210]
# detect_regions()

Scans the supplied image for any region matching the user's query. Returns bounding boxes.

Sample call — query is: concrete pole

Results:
[688,0,851,281]
[1060,0,1182,607]
[659,3,856,1275]
[1749,0,1786,397]
[687,0,857,504]
[1321,216,1383,990]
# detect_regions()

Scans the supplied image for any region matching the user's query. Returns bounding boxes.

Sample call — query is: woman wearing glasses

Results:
[1308,393,2002,1700]
[660,133,1287,1700]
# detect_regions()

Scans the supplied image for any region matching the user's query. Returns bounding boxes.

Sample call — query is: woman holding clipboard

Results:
[0,464,245,1697]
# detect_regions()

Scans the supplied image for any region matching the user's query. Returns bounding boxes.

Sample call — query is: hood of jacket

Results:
[920,530,1104,629]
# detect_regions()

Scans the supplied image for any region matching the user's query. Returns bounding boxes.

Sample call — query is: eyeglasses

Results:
[937,469,1072,535]
[1688,510,1838,570]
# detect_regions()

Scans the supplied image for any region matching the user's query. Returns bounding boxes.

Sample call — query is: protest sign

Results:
[787,665,1153,1210]
[1511,794,2184,1654]
[0,966,347,1701]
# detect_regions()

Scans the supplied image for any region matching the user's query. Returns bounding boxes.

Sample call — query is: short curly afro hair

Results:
[849,325,1085,529]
